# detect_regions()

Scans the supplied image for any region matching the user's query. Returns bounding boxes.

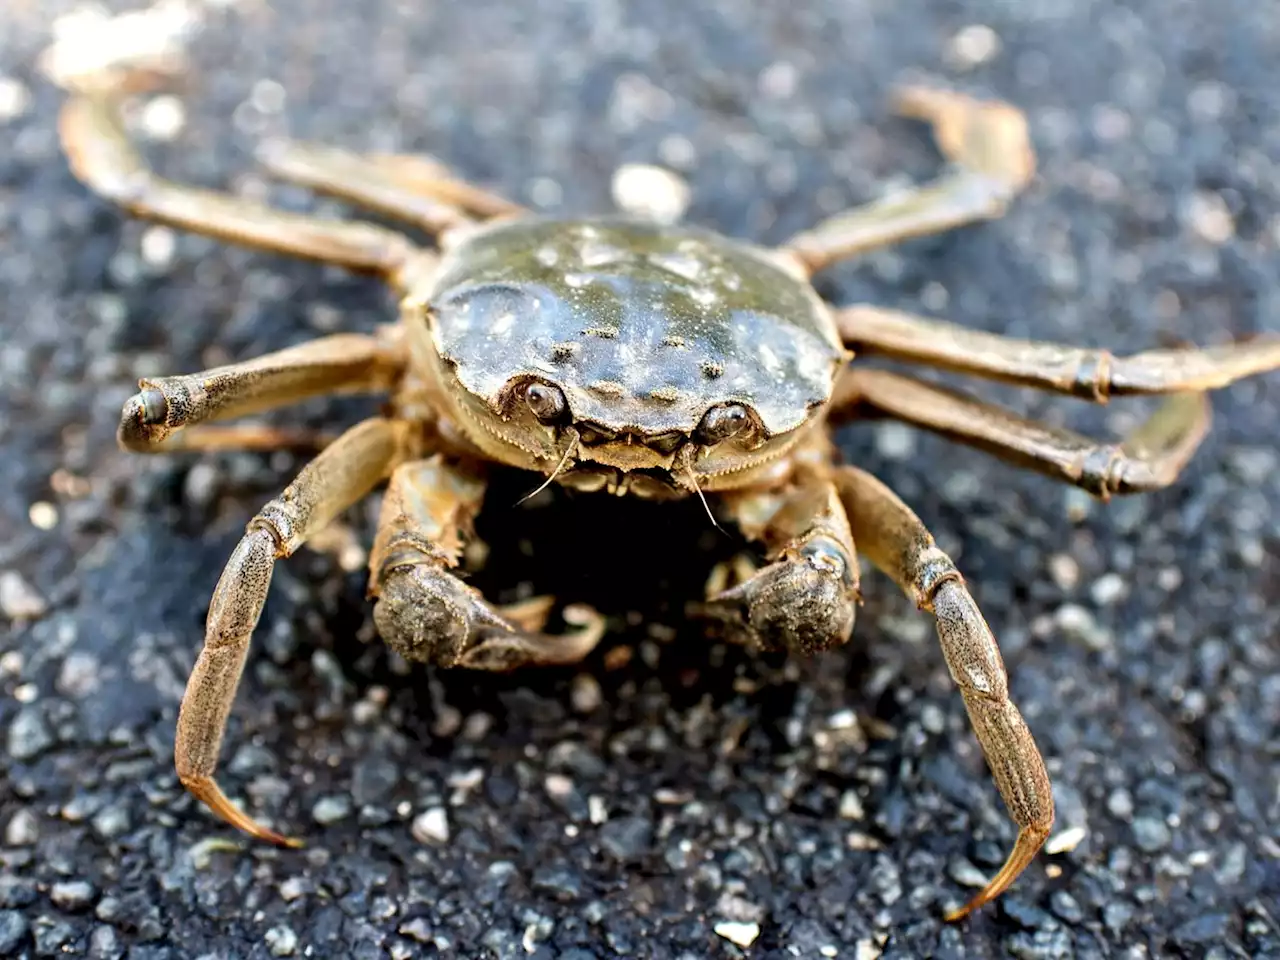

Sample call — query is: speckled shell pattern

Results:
[423,216,846,438]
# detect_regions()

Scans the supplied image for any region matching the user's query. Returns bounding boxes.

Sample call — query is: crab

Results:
[55,70,1280,921]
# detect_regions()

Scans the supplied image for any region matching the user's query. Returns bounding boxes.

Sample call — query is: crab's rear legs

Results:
[369,456,605,671]
[838,306,1280,401]
[834,368,1212,499]
[177,416,411,844]
[118,328,405,452]
[58,92,439,292]
[834,464,1054,921]
[255,139,525,236]
[780,86,1035,275]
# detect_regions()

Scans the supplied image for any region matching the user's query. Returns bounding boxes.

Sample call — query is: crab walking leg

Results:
[368,456,606,671]
[145,424,339,454]
[706,470,861,655]
[780,86,1035,275]
[118,329,406,452]
[255,138,525,231]
[832,369,1212,500]
[834,465,1053,920]
[176,417,411,844]
[838,306,1280,402]
[58,93,438,293]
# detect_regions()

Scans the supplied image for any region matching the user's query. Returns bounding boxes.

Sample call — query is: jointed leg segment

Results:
[781,86,1036,275]
[839,305,1280,401]
[176,416,411,844]
[834,465,1053,921]
[118,329,406,451]
[833,368,1213,499]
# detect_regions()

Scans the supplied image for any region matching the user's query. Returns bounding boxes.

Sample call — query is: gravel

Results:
[2,0,1279,958]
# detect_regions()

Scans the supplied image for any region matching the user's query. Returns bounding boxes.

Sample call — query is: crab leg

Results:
[58,93,438,292]
[705,466,861,655]
[255,139,525,231]
[780,86,1035,275]
[833,368,1213,500]
[177,416,412,844]
[833,464,1053,921]
[838,306,1280,402]
[369,456,606,671]
[117,329,405,452]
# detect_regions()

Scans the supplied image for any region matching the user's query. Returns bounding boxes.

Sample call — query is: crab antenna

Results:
[682,449,723,533]
[516,430,579,506]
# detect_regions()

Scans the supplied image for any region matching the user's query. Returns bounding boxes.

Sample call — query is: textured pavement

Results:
[1,1,1278,958]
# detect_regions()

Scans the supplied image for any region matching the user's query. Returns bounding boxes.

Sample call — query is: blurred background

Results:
[1,1,1277,957]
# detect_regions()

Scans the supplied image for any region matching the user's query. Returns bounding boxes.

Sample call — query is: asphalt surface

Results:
[2,1,1279,958]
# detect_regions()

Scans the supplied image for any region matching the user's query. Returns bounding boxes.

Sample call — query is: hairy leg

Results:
[117,328,405,451]
[833,368,1211,499]
[705,468,861,656]
[59,91,438,292]
[369,456,605,671]
[834,464,1053,920]
[838,305,1280,402]
[780,86,1035,275]
[175,417,411,844]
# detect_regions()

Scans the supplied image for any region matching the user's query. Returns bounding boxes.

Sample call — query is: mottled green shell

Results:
[425,216,845,436]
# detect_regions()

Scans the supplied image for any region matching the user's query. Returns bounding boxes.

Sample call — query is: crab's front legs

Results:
[704,472,861,655]
[178,417,411,844]
[834,465,1054,921]
[368,457,606,671]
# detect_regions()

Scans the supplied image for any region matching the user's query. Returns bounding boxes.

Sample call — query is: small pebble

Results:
[948,858,990,889]
[4,809,39,846]
[1131,816,1172,852]
[611,164,691,224]
[7,706,54,760]
[311,795,352,825]
[0,571,47,620]
[1107,788,1134,820]
[947,24,1002,68]
[265,924,299,956]
[0,911,28,954]
[1055,603,1111,651]
[714,921,761,948]
[838,790,865,820]
[570,673,603,713]
[412,807,450,845]
[91,804,130,839]
[1047,554,1079,591]
[1044,825,1088,855]
[50,880,96,911]
[28,502,58,530]
[1090,573,1127,606]
[0,76,31,123]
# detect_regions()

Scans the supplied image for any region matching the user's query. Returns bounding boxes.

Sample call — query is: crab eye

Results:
[697,403,750,445]
[524,381,568,423]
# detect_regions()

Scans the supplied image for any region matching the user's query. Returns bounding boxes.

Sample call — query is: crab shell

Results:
[406,216,848,482]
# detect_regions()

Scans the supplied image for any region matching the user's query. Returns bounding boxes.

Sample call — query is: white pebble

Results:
[141,95,186,141]
[0,77,31,123]
[140,226,177,268]
[1090,572,1127,606]
[714,921,761,948]
[1047,553,1080,591]
[611,163,691,224]
[0,571,47,620]
[947,25,1002,68]
[411,807,450,845]
[1045,824,1089,855]
[1184,190,1235,244]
